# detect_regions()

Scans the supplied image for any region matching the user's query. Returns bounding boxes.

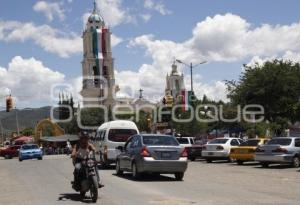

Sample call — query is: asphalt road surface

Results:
[1,155,300,205]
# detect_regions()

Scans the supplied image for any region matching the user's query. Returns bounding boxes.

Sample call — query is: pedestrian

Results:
[66,139,71,155]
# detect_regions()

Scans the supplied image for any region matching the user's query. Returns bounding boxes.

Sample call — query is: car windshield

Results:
[176,138,189,144]
[143,135,179,146]
[240,139,260,146]
[108,129,137,142]
[208,139,228,144]
[22,145,39,150]
[267,138,292,146]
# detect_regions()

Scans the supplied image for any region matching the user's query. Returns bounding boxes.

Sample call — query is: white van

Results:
[93,120,139,165]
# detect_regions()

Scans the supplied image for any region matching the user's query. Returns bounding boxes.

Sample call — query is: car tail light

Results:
[140,147,150,157]
[272,147,288,154]
[181,148,188,157]
[216,146,224,150]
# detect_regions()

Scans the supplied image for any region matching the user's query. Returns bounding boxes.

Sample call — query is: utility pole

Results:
[0,119,4,145]
[176,59,207,137]
[15,108,20,136]
[190,62,193,92]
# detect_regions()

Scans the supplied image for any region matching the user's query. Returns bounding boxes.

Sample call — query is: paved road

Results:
[1,156,300,205]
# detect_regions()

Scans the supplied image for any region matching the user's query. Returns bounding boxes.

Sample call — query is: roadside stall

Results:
[40,135,79,155]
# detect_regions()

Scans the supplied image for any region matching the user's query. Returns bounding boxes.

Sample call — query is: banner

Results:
[181,90,191,112]
[92,28,107,78]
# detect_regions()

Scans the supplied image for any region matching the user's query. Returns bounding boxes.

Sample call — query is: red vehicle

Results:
[0,145,21,159]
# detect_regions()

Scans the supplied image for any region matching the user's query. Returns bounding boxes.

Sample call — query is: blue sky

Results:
[1,0,300,108]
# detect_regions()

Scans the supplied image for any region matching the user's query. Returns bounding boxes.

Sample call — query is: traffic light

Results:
[6,95,13,112]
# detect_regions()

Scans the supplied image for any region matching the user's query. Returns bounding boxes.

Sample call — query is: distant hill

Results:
[0,106,51,133]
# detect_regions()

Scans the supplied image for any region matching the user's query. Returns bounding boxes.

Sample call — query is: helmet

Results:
[79,130,90,139]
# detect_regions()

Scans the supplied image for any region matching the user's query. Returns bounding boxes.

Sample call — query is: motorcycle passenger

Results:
[71,131,104,189]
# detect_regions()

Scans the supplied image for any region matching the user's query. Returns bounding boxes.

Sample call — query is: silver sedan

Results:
[255,137,300,167]
[115,134,188,180]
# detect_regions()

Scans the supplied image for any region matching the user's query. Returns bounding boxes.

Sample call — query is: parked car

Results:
[202,138,244,163]
[188,141,206,161]
[230,138,269,165]
[255,137,300,168]
[176,137,196,161]
[0,145,21,159]
[116,134,188,181]
[19,144,43,161]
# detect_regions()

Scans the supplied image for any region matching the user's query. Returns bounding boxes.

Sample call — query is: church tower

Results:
[165,61,185,102]
[80,1,117,107]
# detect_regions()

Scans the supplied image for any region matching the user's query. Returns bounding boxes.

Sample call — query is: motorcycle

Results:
[72,151,99,203]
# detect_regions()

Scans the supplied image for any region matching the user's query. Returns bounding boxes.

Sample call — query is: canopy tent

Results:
[14,136,33,143]
[40,135,79,142]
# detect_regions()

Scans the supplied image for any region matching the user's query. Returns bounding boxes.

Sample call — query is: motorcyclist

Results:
[71,131,104,189]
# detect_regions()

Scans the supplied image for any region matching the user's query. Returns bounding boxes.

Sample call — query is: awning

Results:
[40,135,79,142]
[14,136,33,142]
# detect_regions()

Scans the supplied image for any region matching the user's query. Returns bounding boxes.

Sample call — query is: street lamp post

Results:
[176,60,207,93]
[15,108,20,136]
[176,59,207,137]
[0,119,4,144]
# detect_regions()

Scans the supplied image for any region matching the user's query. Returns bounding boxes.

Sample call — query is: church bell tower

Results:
[80,1,117,107]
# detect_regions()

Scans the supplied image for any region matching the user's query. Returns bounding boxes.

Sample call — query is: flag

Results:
[93,29,104,59]
[92,28,108,78]
[181,90,189,112]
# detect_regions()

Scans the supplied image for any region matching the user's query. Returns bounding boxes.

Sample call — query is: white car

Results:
[202,138,244,163]
[176,137,195,148]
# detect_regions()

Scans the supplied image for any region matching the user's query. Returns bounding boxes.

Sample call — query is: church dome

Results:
[88,12,103,23]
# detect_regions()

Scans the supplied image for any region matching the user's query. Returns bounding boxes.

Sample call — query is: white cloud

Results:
[93,0,134,27]
[191,77,228,102]
[246,56,276,68]
[282,50,300,62]
[0,56,65,106]
[111,34,123,47]
[144,0,172,15]
[0,57,85,108]
[0,20,81,58]
[140,14,152,23]
[0,20,122,58]
[185,13,300,62]
[123,13,300,102]
[246,50,300,68]
[33,1,65,22]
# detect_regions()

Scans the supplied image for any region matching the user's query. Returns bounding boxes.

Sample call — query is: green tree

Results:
[21,127,34,136]
[227,60,300,135]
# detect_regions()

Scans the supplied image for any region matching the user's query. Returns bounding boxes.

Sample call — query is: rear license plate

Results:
[208,152,214,156]
[161,152,171,158]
